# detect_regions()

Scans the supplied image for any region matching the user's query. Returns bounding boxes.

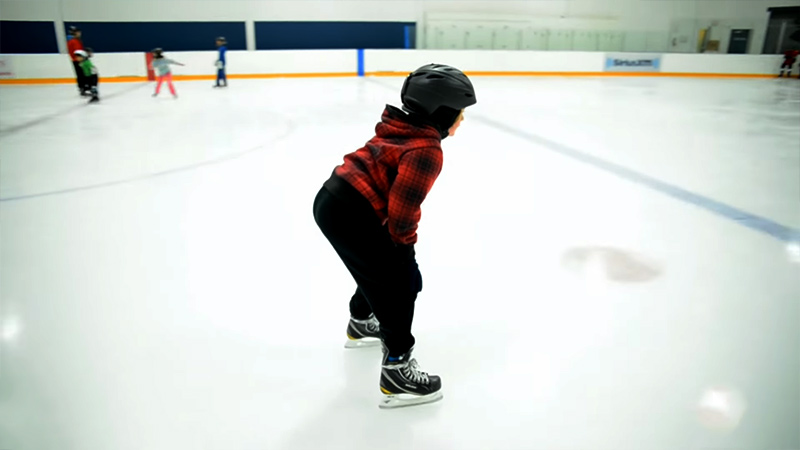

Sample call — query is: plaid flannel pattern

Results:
[334,106,444,245]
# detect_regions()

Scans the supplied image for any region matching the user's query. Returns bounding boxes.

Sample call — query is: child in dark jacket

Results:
[313,64,476,409]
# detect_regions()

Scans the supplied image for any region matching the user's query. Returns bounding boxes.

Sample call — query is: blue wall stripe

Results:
[404,26,411,49]
[64,22,246,52]
[255,21,414,50]
[357,49,365,76]
[474,113,800,243]
[0,21,59,53]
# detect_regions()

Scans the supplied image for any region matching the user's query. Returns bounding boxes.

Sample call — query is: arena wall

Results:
[0,50,785,84]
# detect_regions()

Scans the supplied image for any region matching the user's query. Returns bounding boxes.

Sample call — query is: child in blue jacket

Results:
[214,36,227,88]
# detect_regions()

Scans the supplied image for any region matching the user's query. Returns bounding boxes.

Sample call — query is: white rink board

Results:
[660,54,780,75]
[0,50,786,80]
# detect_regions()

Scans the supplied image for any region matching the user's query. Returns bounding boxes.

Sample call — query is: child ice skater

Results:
[150,48,184,98]
[74,49,99,103]
[312,64,476,409]
[66,26,88,96]
[213,36,227,88]
[779,49,799,78]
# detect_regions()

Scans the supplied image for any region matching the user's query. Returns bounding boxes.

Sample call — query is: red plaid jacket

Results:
[334,106,444,245]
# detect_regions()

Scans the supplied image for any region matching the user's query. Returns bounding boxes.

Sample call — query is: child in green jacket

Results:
[74,49,99,103]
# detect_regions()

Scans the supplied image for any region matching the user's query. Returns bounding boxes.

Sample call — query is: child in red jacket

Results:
[779,49,799,78]
[66,26,88,96]
[313,64,476,409]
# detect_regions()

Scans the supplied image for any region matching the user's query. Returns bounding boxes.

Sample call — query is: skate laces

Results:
[402,359,430,384]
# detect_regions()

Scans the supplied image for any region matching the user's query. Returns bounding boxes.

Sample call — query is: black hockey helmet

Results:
[68,25,81,33]
[151,47,164,57]
[216,36,227,43]
[401,64,476,116]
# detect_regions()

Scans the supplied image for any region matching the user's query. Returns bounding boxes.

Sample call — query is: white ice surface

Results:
[1,76,799,450]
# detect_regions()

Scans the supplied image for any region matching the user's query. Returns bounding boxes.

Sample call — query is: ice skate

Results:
[344,314,381,348]
[87,85,99,103]
[379,345,442,409]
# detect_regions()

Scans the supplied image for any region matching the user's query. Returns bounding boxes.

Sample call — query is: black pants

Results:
[72,61,87,92]
[86,74,99,96]
[313,174,422,356]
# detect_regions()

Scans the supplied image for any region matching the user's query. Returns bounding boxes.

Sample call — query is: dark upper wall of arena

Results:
[0,21,60,53]
[0,21,416,53]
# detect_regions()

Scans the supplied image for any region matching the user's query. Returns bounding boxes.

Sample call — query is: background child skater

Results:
[74,49,99,103]
[150,48,185,98]
[214,36,227,88]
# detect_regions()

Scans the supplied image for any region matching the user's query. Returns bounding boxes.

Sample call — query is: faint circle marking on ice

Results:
[696,386,747,431]
[0,111,296,202]
[561,246,662,283]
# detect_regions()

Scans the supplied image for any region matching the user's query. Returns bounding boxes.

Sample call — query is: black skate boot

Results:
[344,314,380,348]
[379,345,443,409]
[88,87,99,103]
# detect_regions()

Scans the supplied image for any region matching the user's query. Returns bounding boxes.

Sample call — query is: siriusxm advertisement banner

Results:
[605,53,662,72]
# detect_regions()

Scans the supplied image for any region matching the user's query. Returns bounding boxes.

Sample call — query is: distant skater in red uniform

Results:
[67,26,88,96]
[778,49,799,78]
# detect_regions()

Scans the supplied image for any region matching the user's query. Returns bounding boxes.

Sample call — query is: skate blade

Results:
[378,391,443,409]
[344,337,381,349]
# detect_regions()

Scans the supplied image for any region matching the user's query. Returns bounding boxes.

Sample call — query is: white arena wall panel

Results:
[364,50,607,73]
[660,54,781,75]
[0,50,785,82]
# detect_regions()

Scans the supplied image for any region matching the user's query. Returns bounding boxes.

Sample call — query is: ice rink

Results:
[1,75,799,450]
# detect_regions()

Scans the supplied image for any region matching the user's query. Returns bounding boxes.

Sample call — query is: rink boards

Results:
[0,50,785,84]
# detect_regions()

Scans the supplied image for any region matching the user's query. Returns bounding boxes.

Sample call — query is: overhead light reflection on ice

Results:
[785,242,800,263]
[1,315,22,342]
[696,386,747,431]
